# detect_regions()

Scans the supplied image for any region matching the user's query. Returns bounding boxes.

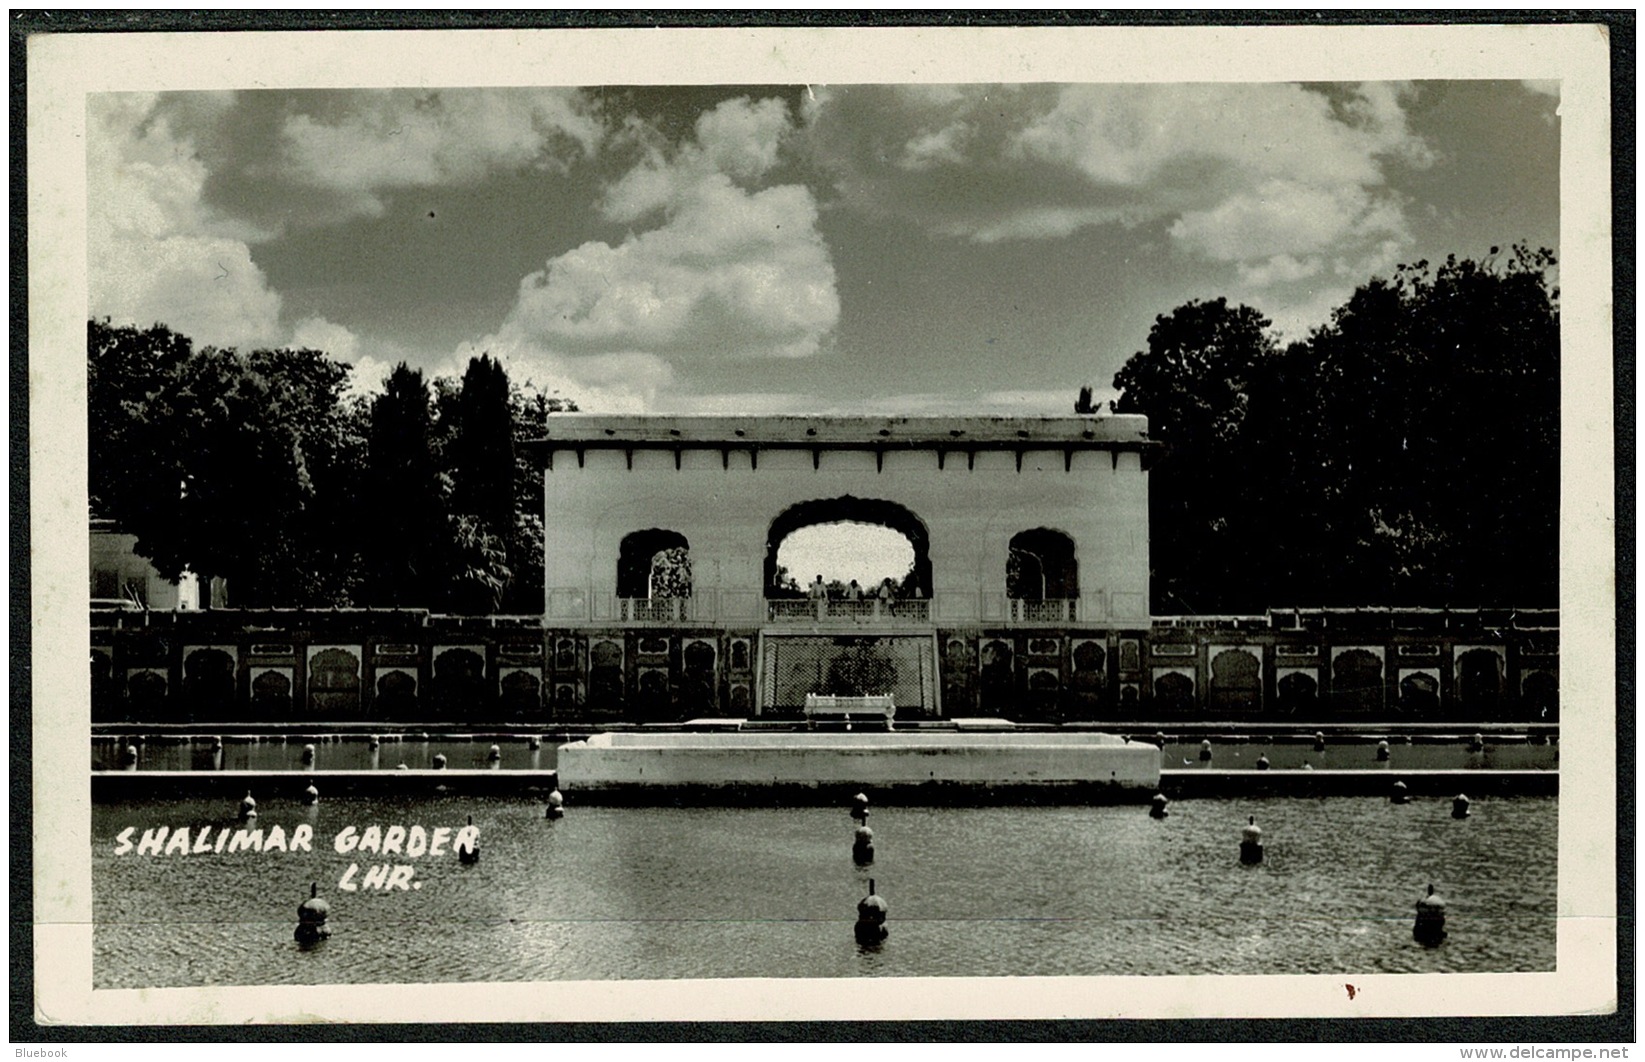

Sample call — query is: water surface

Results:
[92,794,1556,988]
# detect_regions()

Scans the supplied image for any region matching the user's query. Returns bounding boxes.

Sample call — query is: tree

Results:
[88,319,590,613]
[1299,246,1559,606]
[453,355,516,532]
[1103,246,1559,612]
[648,546,692,598]
[88,319,361,607]
[302,391,373,606]
[364,364,446,606]
[445,512,511,614]
[1110,298,1280,612]
[88,319,194,525]
[425,355,520,613]
[237,345,360,604]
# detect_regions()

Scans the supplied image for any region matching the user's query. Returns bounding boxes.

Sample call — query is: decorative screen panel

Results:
[759,634,938,716]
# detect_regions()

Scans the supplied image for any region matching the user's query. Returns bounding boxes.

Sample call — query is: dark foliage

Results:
[454,355,516,531]
[365,364,447,606]
[89,320,575,611]
[88,319,360,606]
[1106,246,1559,612]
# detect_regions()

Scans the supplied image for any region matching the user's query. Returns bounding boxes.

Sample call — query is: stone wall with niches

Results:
[90,609,1558,725]
[91,611,769,726]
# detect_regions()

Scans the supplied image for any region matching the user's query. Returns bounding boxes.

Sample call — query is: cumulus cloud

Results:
[507,179,834,359]
[89,90,614,393]
[88,93,284,349]
[278,88,602,220]
[467,96,840,411]
[1234,253,1323,288]
[804,81,1434,288]
[291,316,427,400]
[290,315,360,362]
[1170,180,1394,263]
[899,122,970,171]
[694,95,790,182]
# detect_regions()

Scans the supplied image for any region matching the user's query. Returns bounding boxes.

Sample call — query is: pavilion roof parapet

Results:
[523,413,1155,454]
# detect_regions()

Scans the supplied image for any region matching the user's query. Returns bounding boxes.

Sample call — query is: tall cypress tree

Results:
[434,355,516,613]
[453,354,516,532]
[365,363,445,606]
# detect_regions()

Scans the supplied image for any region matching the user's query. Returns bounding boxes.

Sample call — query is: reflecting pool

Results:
[92,793,1556,988]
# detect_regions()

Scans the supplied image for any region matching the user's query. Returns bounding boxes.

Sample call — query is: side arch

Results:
[1007,527,1079,600]
[618,529,691,599]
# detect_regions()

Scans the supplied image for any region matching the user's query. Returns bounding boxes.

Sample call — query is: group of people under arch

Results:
[802,573,924,603]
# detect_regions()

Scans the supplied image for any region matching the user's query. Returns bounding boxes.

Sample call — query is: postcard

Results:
[25,20,1617,1027]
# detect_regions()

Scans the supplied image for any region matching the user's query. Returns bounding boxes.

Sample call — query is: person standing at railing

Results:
[809,575,827,600]
[845,580,862,600]
[877,580,892,603]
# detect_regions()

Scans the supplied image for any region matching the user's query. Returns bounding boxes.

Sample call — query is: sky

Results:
[777,524,915,587]
[87,80,1560,418]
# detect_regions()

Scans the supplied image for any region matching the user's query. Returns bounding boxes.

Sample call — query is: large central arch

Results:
[764,496,933,599]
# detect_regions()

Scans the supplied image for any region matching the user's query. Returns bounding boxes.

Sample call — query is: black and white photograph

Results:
[23,20,1618,1029]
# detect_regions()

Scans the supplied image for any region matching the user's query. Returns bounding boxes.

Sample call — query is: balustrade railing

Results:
[612,595,1074,625]
[617,597,690,623]
[886,600,931,622]
[768,599,819,622]
[829,599,876,621]
[1009,598,1078,623]
[766,598,932,623]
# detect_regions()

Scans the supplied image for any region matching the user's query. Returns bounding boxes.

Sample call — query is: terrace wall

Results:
[90,608,1559,726]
